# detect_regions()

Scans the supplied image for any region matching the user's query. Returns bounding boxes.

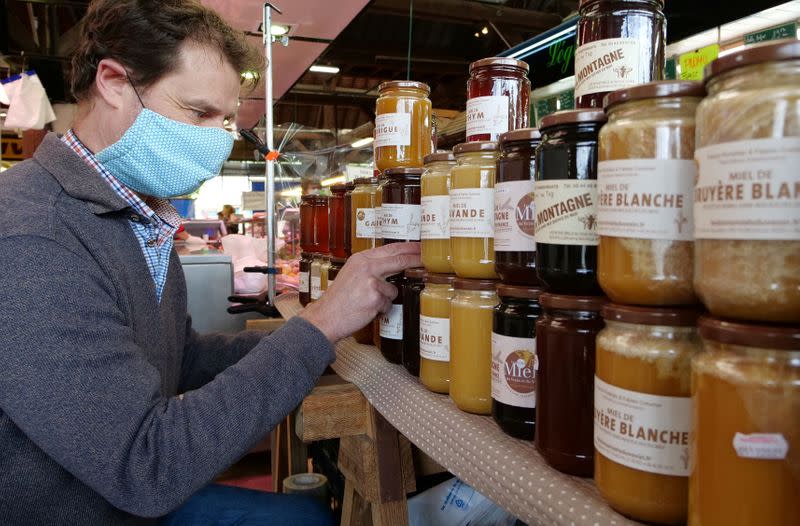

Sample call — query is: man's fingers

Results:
[366,241,421,259]
[376,277,399,301]
[363,242,423,278]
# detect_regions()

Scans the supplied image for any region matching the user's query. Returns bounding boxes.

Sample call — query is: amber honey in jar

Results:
[374,81,433,172]
[381,168,422,244]
[467,57,531,142]
[595,304,702,525]
[536,293,606,477]
[690,317,800,526]
[329,183,348,259]
[420,273,456,394]
[450,278,499,414]
[311,196,330,255]
[299,195,316,253]
[350,177,380,255]
[535,109,606,295]
[598,81,705,306]
[450,141,500,279]
[495,128,540,285]
[492,284,543,440]
[575,0,666,108]
[421,152,456,273]
[694,41,800,323]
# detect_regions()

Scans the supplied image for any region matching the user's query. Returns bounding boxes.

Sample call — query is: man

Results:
[0,1,420,524]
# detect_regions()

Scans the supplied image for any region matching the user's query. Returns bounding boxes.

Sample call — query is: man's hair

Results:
[69,0,262,100]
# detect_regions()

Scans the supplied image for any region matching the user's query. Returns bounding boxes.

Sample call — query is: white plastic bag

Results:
[3,71,56,130]
[221,235,268,294]
[407,478,518,526]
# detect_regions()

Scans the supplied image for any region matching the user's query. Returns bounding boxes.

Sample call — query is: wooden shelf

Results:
[276,293,641,526]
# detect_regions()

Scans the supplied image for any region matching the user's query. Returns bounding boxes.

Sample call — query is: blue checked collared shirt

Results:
[61,130,181,302]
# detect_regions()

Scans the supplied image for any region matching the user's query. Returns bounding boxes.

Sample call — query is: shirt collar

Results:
[62,130,181,230]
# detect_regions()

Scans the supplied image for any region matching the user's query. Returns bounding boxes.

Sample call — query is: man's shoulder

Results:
[0,158,64,239]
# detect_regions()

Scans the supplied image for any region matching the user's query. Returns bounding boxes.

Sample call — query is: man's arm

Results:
[179,323,267,392]
[0,235,334,518]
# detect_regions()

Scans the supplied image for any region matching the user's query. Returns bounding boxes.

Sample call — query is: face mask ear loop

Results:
[126,74,146,110]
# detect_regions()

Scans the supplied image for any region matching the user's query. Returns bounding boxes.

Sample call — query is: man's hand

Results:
[298,242,422,343]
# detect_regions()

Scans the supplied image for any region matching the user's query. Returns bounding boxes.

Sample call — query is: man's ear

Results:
[94,58,132,110]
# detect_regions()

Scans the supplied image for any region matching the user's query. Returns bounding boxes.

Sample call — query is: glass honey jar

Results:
[598,81,705,306]
[421,152,456,273]
[690,317,800,526]
[450,278,499,414]
[419,273,456,394]
[694,41,800,323]
[350,177,380,255]
[403,268,426,376]
[575,0,666,109]
[467,57,531,142]
[328,183,348,259]
[379,273,405,363]
[450,141,500,279]
[374,81,433,172]
[535,109,606,295]
[495,128,541,285]
[381,168,422,244]
[595,304,702,525]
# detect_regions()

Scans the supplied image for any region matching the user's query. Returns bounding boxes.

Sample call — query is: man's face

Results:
[125,40,241,131]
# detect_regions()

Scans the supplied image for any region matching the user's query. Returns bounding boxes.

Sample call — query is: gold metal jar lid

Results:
[423,151,456,164]
[378,80,431,94]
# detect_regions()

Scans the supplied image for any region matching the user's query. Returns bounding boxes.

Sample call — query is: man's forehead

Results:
[164,41,240,114]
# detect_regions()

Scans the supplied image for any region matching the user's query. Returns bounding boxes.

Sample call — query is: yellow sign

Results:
[679,44,720,81]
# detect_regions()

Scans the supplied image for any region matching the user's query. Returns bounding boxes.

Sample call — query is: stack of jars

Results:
[372,79,432,361]
[415,56,533,428]
[586,42,800,525]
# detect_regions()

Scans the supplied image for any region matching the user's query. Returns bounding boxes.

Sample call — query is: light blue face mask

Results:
[96,103,234,199]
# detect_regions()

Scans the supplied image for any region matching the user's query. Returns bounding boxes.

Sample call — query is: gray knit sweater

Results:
[0,134,335,525]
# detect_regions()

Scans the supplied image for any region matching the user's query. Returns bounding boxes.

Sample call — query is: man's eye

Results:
[194,110,209,119]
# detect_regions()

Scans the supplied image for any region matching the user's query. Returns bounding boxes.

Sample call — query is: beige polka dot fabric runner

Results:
[277,293,641,526]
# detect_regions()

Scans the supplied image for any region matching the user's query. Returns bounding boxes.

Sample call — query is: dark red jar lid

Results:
[497,284,544,300]
[453,141,499,155]
[330,183,349,194]
[469,57,530,74]
[705,40,800,82]
[424,273,457,285]
[404,267,427,280]
[602,303,704,327]
[424,151,456,164]
[540,109,607,130]
[499,128,541,145]
[454,278,500,291]
[698,316,800,350]
[603,80,706,111]
[540,293,607,312]
[301,195,315,202]
[378,80,431,94]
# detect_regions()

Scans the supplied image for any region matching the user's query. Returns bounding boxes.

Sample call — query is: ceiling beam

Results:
[369,0,562,31]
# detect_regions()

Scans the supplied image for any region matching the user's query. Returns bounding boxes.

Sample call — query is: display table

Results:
[276,293,640,526]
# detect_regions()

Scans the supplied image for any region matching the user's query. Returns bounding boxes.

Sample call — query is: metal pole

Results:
[263,3,281,306]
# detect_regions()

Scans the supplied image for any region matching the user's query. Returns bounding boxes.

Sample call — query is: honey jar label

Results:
[598,159,695,241]
[534,179,599,246]
[421,195,450,239]
[310,276,322,300]
[299,271,310,293]
[450,188,495,237]
[375,113,411,148]
[732,433,789,460]
[491,333,536,408]
[494,180,536,251]
[355,207,379,239]
[574,38,641,98]
[594,377,691,477]
[420,315,450,361]
[381,203,421,241]
[379,304,404,340]
[466,95,510,139]
[695,137,800,240]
